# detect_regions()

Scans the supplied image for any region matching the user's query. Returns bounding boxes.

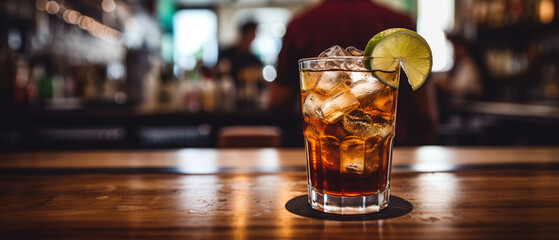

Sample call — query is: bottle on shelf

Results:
[200,67,217,112]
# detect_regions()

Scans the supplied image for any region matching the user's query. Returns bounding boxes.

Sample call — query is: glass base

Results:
[308,187,390,215]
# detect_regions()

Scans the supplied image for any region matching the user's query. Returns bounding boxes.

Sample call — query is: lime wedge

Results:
[363,28,432,90]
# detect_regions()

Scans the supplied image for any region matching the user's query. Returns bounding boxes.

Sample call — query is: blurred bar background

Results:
[1,0,558,150]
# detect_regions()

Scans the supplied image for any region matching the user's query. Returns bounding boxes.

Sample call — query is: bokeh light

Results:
[102,0,117,13]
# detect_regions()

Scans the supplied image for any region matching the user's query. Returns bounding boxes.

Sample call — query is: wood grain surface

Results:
[2,146,559,172]
[1,147,559,239]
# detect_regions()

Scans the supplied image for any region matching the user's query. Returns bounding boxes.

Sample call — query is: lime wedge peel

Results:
[363,28,433,91]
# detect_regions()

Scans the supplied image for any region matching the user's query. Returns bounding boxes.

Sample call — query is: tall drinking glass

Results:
[299,56,399,214]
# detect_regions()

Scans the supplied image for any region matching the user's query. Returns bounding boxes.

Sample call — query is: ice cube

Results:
[371,86,396,113]
[342,46,365,69]
[303,122,321,138]
[370,123,393,138]
[302,92,323,119]
[349,76,396,113]
[300,71,318,92]
[314,71,351,93]
[320,136,340,168]
[345,46,364,56]
[349,74,385,101]
[342,110,393,138]
[341,137,365,175]
[344,60,365,70]
[318,45,352,70]
[342,109,372,136]
[343,46,365,69]
[364,141,381,174]
[320,84,359,123]
[319,45,352,58]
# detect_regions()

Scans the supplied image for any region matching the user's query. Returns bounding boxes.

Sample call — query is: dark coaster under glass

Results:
[285,195,412,221]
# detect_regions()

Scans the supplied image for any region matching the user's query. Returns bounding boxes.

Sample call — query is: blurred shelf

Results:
[452,101,559,120]
[438,101,559,146]
[477,22,559,42]
[0,109,303,150]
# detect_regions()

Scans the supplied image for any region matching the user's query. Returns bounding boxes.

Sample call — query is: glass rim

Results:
[298,56,375,71]
[298,56,373,63]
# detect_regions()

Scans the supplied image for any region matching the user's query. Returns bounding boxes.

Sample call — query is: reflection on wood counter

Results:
[1,147,559,239]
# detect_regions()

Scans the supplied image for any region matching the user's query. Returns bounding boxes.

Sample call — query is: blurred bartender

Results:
[218,21,263,85]
[217,21,263,108]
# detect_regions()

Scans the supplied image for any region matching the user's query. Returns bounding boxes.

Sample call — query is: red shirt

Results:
[275,0,415,92]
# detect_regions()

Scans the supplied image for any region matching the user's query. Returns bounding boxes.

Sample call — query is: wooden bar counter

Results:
[1,147,559,239]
